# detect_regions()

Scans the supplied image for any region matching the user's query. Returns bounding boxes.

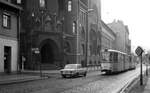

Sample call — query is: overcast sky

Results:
[101,0,150,52]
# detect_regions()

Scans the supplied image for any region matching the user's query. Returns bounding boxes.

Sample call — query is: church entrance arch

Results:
[40,39,59,64]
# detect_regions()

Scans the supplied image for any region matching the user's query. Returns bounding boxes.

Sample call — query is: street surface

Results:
[0,66,145,93]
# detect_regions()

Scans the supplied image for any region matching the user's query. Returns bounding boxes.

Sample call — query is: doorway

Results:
[4,46,11,73]
[41,43,54,64]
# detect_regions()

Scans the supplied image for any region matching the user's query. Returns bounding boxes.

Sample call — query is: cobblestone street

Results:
[0,66,144,93]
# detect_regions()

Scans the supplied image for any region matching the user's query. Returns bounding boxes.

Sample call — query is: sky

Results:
[101,0,150,52]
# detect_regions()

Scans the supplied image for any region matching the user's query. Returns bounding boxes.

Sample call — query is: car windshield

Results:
[64,64,79,69]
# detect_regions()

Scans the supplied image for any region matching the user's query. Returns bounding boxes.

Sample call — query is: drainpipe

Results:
[17,10,21,73]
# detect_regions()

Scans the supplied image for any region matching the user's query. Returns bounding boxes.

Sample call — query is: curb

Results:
[0,76,48,85]
[118,74,140,93]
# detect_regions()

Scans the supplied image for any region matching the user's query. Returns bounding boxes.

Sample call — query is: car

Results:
[60,64,87,78]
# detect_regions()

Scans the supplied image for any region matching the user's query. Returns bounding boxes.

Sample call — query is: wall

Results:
[0,36,18,72]
[0,2,19,72]
[101,20,116,50]
[0,9,18,39]
[88,0,101,65]
[108,20,131,54]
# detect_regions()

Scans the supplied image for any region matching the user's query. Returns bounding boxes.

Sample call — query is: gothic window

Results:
[73,21,77,34]
[90,29,97,55]
[81,27,85,40]
[39,0,45,8]
[81,44,85,55]
[64,41,71,53]
[68,0,72,12]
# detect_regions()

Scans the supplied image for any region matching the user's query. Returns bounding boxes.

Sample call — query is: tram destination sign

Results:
[135,46,143,56]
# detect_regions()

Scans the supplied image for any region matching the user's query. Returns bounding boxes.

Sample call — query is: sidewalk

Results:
[0,73,45,85]
[0,69,63,85]
[128,72,150,93]
[0,67,101,85]
[22,70,59,75]
[142,76,150,93]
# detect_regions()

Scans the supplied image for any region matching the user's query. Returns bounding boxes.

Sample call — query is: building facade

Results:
[101,20,116,51]
[21,0,66,70]
[21,0,102,70]
[87,0,101,66]
[0,0,22,73]
[108,20,131,54]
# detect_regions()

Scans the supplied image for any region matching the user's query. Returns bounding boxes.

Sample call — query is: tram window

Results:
[113,53,118,62]
[102,52,109,61]
[109,52,113,62]
[129,56,132,62]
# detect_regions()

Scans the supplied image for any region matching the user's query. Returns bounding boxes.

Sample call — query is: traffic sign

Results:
[135,46,143,56]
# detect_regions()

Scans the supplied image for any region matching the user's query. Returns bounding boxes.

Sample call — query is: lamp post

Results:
[17,9,21,73]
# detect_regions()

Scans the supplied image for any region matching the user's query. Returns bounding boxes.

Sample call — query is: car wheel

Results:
[76,73,79,77]
[62,75,66,78]
[83,72,87,77]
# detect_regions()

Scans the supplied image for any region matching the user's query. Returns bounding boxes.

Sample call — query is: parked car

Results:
[60,64,87,78]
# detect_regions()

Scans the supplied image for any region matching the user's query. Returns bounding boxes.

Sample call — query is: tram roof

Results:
[107,49,127,55]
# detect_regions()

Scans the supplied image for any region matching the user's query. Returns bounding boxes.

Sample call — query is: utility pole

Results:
[140,55,143,85]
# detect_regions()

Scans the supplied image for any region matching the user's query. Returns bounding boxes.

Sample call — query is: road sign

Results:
[34,50,40,54]
[32,48,40,54]
[135,46,143,56]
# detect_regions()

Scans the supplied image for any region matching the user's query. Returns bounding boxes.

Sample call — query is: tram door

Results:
[4,46,11,73]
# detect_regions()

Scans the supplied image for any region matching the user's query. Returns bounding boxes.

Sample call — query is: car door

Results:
[78,65,85,75]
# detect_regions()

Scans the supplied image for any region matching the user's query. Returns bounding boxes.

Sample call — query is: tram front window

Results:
[102,52,109,61]
[109,52,118,62]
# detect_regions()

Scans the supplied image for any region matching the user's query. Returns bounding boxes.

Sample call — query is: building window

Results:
[11,0,21,4]
[81,27,85,40]
[81,44,85,55]
[73,21,77,34]
[2,13,11,29]
[5,0,11,2]
[64,41,71,53]
[68,0,72,12]
[39,0,45,8]
[17,0,21,4]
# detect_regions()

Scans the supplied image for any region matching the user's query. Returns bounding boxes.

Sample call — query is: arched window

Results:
[39,0,45,8]
[81,44,85,55]
[73,21,77,34]
[81,27,85,40]
[90,29,97,55]
[68,0,72,12]
[64,41,71,53]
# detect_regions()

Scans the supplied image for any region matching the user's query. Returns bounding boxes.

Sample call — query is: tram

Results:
[101,49,136,74]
